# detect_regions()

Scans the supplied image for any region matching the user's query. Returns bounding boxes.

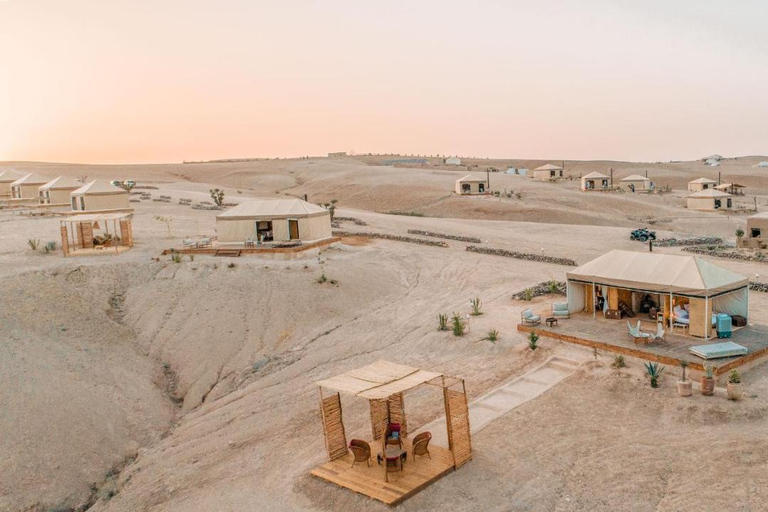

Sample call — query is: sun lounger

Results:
[689,342,748,360]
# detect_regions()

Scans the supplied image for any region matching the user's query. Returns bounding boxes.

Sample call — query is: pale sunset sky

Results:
[0,0,766,164]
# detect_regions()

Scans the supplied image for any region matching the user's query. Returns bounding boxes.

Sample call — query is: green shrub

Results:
[227,262,236,268]
[437,313,448,331]
[27,239,40,250]
[548,280,560,294]
[522,288,534,301]
[728,369,741,384]
[485,329,499,343]
[645,362,664,388]
[528,330,539,350]
[451,313,466,337]
[470,298,482,316]
[736,228,745,239]
[612,355,626,368]
[188,254,195,262]
[317,273,327,284]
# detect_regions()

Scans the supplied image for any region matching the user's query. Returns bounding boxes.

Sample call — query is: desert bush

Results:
[451,313,466,337]
[171,252,182,263]
[317,273,327,284]
[227,262,236,268]
[188,254,195,262]
[645,362,664,388]
[470,298,482,316]
[548,279,560,294]
[209,188,225,207]
[729,369,741,384]
[437,313,448,331]
[528,330,539,350]
[27,239,40,250]
[522,288,534,301]
[736,228,745,239]
[485,328,499,343]
[612,354,626,368]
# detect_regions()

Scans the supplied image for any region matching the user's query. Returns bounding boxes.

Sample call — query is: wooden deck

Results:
[64,245,132,257]
[518,312,768,376]
[310,442,455,506]
[161,236,340,256]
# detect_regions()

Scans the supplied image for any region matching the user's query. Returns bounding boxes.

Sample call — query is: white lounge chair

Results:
[651,323,666,343]
[521,309,541,326]
[627,320,651,344]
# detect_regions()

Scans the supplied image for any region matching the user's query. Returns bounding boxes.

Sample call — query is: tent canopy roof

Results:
[41,176,82,190]
[217,198,328,219]
[72,180,128,196]
[0,169,24,183]
[566,250,748,296]
[456,174,486,182]
[582,171,609,179]
[316,360,443,400]
[10,173,49,186]
[60,212,132,223]
[621,174,650,182]
[715,183,745,189]
[534,163,563,171]
[688,188,731,198]
[689,177,718,184]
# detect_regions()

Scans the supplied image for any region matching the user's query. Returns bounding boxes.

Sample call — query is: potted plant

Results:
[701,365,716,396]
[644,361,664,388]
[727,369,742,401]
[677,361,692,397]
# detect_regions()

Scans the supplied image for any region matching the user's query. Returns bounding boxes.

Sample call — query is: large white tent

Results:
[216,198,332,244]
[566,250,749,339]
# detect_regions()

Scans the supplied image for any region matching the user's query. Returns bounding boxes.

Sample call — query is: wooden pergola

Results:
[59,212,134,256]
[312,360,471,505]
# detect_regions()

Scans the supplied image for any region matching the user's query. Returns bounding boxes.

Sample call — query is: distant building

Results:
[71,180,130,211]
[581,171,610,191]
[327,152,347,158]
[620,174,652,191]
[10,173,49,199]
[0,169,24,197]
[738,212,768,248]
[754,161,768,168]
[444,157,462,166]
[688,177,718,193]
[705,158,720,167]
[702,154,723,162]
[454,174,488,195]
[687,189,732,211]
[532,164,563,181]
[39,176,82,205]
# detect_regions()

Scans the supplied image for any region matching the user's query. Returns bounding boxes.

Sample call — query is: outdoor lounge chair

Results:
[182,239,198,249]
[521,309,541,326]
[349,439,371,468]
[651,323,666,342]
[198,238,212,248]
[412,432,432,461]
[551,302,570,319]
[627,320,651,344]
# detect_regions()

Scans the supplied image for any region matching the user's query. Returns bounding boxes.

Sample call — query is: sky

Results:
[0,0,767,164]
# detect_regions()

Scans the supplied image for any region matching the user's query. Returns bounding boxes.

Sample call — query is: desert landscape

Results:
[4,155,768,511]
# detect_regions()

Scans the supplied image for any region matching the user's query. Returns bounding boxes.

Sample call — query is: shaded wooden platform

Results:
[310,442,455,506]
[518,313,768,376]
[64,245,132,257]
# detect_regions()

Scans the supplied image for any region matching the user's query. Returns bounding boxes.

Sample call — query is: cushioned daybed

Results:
[689,342,748,360]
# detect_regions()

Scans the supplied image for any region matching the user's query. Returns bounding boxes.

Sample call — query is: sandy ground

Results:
[3,156,768,511]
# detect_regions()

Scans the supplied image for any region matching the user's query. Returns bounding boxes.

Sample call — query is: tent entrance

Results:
[288,219,299,240]
[256,221,273,242]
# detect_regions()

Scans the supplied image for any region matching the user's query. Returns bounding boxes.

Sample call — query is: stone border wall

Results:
[654,237,723,247]
[511,281,567,300]
[334,216,367,226]
[407,229,481,244]
[681,245,768,263]
[333,231,448,247]
[466,245,577,266]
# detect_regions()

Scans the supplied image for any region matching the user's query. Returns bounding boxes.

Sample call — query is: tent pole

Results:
[592,282,596,318]
[705,294,709,341]
[746,286,750,325]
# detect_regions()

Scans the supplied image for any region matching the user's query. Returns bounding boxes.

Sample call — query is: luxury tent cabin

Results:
[687,177,718,193]
[70,180,131,212]
[454,174,488,195]
[10,173,48,199]
[715,183,746,195]
[566,250,749,339]
[620,174,652,191]
[580,171,610,191]
[39,176,82,205]
[532,163,563,181]
[216,198,332,245]
[0,170,24,197]
[687,189,733,211]
[738,212,768,249]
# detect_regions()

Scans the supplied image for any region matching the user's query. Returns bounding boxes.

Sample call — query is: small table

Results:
[378,447,406,473]
[545,317,558,328]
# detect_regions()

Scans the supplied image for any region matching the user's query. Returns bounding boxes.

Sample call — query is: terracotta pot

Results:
[677,380,692,397]
[727,382,743,401]
[701,376,715,396]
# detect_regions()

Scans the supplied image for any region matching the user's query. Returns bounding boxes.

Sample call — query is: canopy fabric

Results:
[688,188,731,198]
[0,170,24,183]
[72,179,128,195]
[535,164,562,171]
[714,183,745,190]
[582,171,609,179]
[689,177,717,184]
[40,176,82,190]
[456,174,486,182]
[620,174,650,182]
[316,360,443,400]
[10,173,49,186]
[217,198,328,219]
[566,250,748,297]
[60,212,132,222]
